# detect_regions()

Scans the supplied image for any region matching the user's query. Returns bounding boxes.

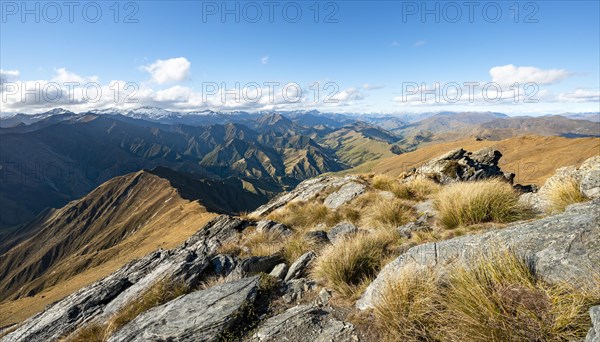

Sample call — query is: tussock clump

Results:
[311,231,398,299]
[373,266,442,342]
[363,198,414,230]
[267,201,340,230]
[371,175,441,201]
[545,176,587,212]
[434,179,530,229]
[373,250,600,342]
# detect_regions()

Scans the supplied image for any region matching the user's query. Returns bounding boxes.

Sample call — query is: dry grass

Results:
[373,250,600,342]
[434,179,531,229]
[64,277,189,342]
[267,201,341,230]
[371,175,441,201]
[311,231,399,300]
[363,198,415,230]
[373,266,442,342]
[545,176,588,212]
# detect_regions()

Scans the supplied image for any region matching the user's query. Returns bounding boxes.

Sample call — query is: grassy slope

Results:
[347,135,600,185]
[0,172,216,327]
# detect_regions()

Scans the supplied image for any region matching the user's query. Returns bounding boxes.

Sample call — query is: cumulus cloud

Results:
[142,57,191,84]
[52,68,98,84]
[332,87,364,102]
[0,69,20,83]
[261,56,269,65]
[490,64,570,86]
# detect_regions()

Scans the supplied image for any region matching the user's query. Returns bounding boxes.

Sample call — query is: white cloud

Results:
[332,87,364,102]
[0,69,20,83]
[261,56,269,65]
[52,68,98,83]
[142,57,191,84]
[362,83,384,90]
[489,64,570,86]
[414,40,426,47]
[558,89,600,103]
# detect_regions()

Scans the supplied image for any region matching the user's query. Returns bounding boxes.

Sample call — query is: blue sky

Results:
[1,0,599,114]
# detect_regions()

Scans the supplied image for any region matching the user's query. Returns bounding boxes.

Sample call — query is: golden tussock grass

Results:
[544,176,588,212]
[311,230,399,300]
[363,198,415,230]
[267,202,341,230]
[434,179,531,229]
[373,250,600,342]
[371,175,440,201]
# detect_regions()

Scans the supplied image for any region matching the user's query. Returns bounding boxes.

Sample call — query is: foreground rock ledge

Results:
[357,200,600,310]
[108,276,260,342]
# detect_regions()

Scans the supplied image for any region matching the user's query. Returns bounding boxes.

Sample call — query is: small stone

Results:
[303,230,330,244]
[269,263,288,280]
[327,222,358,242]
[284,251,316,282]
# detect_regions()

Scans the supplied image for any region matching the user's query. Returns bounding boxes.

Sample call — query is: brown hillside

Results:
[352,135,600,185]
[0,171,217,327]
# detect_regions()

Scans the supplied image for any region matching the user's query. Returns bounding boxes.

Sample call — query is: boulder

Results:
[357,200,600,310]
[586,306,600,342]
[285,252,316,282]
[210,254,238,276]
[227,255,283,281]
[108,277,260,342]
[304,230,330,244]
[1,215,251,342]
[251,305,358,342]
[580,156,600,199]
[256,220,292,236]
[324,182,366,209]
[269,263,288,280]
[400,147,514,185]
[327,222,358,242]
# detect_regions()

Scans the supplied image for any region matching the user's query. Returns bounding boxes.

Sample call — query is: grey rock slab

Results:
[251,305,358,342]
[324,182,366,209]
[256,220,292,236]
[327,222,358,242]
[304,230,330,244]
[285,251,316,282]
[108,276,260,342]
[269,263,288,280]
[586,306,600,342]
[357,200,600,310]
[227,255,283,281]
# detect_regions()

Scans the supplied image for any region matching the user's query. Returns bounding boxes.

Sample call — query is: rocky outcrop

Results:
[251,305,358,342]
[400,148,514,185]
[357,200,600,310]
[586,306,600,342]
[256,220,292,236]
[324,182,366,209]
[1,215,251,342]
[251,176,362,216]
[108,277,260,342]
[522,156,600,212]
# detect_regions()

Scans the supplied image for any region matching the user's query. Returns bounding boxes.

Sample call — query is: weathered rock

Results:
[269,263,288,280]
[520,156,600,213]
[357,200,600,310]
[1,215,251,342]
[400,147,514,185]
[227,255,283,281]
[317,288,333,306]
[324,182,367,209]
[252,176,361,217]
[586,305,600,342]
[211,254,238,276]
[251,305,358,342]
[256,220,292,236]
[304,230,330,244]
[285,252,316,282]
[108,276,260,342]
[282,278,317,304]
[327,222,358,242]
